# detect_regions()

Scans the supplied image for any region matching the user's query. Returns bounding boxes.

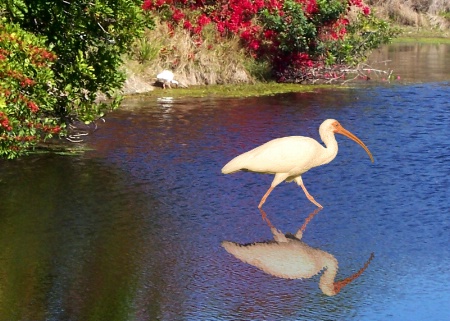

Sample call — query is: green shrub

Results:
[2,0,153,124]
[0,20,62,159]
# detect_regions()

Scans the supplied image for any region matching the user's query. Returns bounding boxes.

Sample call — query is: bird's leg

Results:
[258,186,274,209]
[294,177,323,208]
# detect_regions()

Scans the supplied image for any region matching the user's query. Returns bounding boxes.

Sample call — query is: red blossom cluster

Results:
[2,70,36,88]
[0,48,7,61]
[1,24,62,158]
[349,0,371,15]
[319,18,349,41]
[1,89,40,114]
[27,121,61,134]
[297,0,319,16]
[142,0,279,37]
[0,112,12,131]
[14,135,36,142]
[141,0,373,81]
[0,34,57,67]
[28,46,57,66]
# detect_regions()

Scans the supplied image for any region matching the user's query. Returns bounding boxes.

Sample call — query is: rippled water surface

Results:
[0,44,449,320]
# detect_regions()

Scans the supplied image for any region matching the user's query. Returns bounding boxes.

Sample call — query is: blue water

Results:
[0,70,449,319]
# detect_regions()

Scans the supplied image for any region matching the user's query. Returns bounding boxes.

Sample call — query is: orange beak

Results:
[335,125,374,163]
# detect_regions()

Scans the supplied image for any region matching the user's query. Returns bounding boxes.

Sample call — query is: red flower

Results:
[264,30,276,39]
[27,101,39,113]
[142,0,153,10]
[305,0,318,15]
[183,20,193,30]
[248,39,260,51]
[20,78,35,87]
[216,22,225,34]
[1,117,10,129]
[197,14,211,26]
[362,6,371,15]
[155,0,166,7]
[52,126,61,134]
[193,26,203,35]
[172,8,185,23]
[240,30,252,41]
[253,0,265,10]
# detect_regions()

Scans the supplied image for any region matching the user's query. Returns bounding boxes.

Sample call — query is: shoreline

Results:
[121,28,449,99]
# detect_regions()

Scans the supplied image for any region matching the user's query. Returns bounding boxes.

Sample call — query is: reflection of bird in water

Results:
[222,208,374,296]
[156,70,179,89]
[222,119,374,210]
[222,232,374,296]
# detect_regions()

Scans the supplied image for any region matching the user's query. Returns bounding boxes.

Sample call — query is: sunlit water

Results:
[0,44,449,321]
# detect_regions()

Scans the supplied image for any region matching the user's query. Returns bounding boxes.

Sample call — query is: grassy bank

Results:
[134,82,334,99]
[392,25,450,43]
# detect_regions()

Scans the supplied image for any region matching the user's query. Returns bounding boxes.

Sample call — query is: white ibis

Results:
[156,70,179,89]
[222,226,374,296]
[221,119,374,209]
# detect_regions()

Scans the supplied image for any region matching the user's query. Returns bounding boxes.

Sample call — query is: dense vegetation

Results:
[136,0,396,84]
[3,0,444,159]
[1,0,151,158]
[0,21,60,158]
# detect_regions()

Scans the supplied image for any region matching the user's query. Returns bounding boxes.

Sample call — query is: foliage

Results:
[327,12,398,65]
[1,0,153,124]
[141,0,396,83]
[0,20,62,159]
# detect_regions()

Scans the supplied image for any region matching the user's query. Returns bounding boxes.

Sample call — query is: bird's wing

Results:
[156,70,174,81]
[222,136,324,174]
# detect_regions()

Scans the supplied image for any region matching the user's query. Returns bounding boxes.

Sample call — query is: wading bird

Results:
[221,119,374,209]
[156,70,179,89]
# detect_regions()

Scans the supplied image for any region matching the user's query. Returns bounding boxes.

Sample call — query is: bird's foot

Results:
[307,195,323,208]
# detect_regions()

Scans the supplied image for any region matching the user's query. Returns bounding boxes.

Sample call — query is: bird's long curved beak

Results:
[335,126,374,162]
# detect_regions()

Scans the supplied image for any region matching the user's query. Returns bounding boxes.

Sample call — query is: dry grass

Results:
[368,0,450,30]
[123,19,260,90]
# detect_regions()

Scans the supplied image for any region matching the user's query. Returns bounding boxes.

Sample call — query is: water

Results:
[0,44,449,320]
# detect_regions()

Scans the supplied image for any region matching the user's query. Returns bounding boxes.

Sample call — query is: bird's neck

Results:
[318,255,339,296]
[319,132,339,165]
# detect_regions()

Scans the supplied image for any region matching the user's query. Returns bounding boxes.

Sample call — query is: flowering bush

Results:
[141,0,395,82]
[0,21,62,159]
[2,0,152,124]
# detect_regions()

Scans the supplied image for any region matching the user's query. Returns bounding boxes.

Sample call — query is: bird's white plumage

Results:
[156,70,179,89]
[156,70,174,82]
[221,119,373,208]
[222,136,331,176]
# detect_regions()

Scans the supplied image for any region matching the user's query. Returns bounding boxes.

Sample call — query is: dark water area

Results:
[0,44,449,320]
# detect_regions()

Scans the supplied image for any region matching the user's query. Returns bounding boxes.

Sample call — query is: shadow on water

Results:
[0,44,449,320]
